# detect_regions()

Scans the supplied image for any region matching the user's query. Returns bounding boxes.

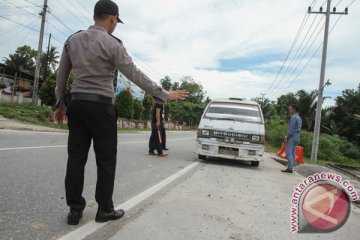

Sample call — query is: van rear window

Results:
[205,103,262,122]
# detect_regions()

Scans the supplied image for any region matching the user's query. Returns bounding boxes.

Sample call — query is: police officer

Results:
[54,0,188,225]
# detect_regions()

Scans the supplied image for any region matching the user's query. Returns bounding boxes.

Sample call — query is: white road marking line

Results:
[0,138,195,151]
[57,161,200,240]
[0,145,67,151]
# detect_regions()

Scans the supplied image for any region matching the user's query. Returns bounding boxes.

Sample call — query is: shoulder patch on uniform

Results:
[110,35,123,44]
[67,30,83,41]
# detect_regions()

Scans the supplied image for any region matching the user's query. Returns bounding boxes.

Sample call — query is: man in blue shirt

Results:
[282,104,302,173]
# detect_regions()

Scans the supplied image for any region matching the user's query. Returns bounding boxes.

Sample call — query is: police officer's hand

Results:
[168,90,188,100]
[54,108,66,124]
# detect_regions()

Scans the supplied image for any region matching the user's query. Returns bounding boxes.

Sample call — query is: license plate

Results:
[248,150,256,155]
[219,147,238,156]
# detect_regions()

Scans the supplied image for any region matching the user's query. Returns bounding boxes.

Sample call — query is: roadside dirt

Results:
[0,115,67,133]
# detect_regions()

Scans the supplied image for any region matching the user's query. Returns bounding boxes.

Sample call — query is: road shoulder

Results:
[105,153,360,240]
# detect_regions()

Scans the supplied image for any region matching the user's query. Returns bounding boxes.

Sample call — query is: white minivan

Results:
[195,98,265,167]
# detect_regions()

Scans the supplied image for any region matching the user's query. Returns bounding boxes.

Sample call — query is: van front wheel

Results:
[198,154,206,160]
[251,161,259,167]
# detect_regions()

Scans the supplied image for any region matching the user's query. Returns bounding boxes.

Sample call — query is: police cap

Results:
[94,0,124,23]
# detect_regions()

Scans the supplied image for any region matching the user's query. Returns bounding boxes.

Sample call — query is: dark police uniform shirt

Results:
[55,25,169,109]
[151,103,163,124]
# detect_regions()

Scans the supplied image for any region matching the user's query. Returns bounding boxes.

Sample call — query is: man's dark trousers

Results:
[65,100,118,212]
[161,126,166,149]
[149,123,163,154]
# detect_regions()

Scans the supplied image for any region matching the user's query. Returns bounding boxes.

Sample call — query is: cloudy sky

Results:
[0,0,359,105]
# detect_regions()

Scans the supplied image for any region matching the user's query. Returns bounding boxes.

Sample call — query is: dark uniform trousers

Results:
[65,100,118,211]
[149,123,163,154]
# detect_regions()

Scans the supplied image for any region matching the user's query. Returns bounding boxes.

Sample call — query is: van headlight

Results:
[251,135,260,142]
[202,129,210,136]
[197,129,210,137]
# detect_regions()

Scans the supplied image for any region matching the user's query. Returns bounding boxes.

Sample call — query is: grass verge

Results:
[0,103,67,129]
[265,142,360,167]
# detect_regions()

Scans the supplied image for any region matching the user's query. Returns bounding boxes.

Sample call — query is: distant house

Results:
[0,63,42,92]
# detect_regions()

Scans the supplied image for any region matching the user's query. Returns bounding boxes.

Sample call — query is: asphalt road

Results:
[0,130,197,240]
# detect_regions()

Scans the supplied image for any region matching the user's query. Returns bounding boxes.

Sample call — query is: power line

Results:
[55,0,90,27]
[347,0,356,7]
[0,15,40,32]
[47,9,75,33]
[269,19,326,98]
[0,18,36,45]
[1,0,40,17]
[282,14,344,92]
[267,14,323,97]
[266,0,318,94]
[269,15,325,97]
[335,0,344,7]
[74,0,93,19]
[22,0,41,8]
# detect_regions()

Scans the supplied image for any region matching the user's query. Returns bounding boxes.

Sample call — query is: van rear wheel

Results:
[198,154,206,160]
[251,161,259,167]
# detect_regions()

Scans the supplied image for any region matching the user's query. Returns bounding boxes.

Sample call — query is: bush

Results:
[266,121,360,164]
[265,120,287,147]
[39,78,56,106]
[115,90,134,120]
[142,94,154,120]
[133,99,144,120]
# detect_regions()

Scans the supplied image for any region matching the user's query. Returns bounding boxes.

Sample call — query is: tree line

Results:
[253,84,360,147]
[116,76,208,126]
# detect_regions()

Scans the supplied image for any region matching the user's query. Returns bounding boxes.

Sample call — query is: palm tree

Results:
[44,46,59,72]
[41,46,60,80]
[295,90,318,131]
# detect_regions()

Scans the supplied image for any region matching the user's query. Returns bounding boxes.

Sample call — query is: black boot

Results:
[95,208,125,223]
[281,169,293,173]
[67,210,83,225]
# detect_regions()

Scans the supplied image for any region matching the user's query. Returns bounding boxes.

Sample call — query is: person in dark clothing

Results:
[161,103,168,150]
[54,0,187,226]
[149,103,168,156]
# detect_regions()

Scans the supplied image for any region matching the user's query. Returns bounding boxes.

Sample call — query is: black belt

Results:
[71,93,114,105]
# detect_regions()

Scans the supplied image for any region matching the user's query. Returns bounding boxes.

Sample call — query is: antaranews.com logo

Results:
[290,172,359,233]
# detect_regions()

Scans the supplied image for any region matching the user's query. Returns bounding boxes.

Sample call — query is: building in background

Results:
[115,71,144,101]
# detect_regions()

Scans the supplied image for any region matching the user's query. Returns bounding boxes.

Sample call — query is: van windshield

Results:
[205,103,262,122]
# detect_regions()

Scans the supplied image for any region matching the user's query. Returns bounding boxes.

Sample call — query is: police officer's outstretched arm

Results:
[54,43,72,124]
[110,41,187,102]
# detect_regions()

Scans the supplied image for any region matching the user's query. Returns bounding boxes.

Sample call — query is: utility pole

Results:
[308,0,348,163]
[32,0,48,104]
[260,93,266,103]
[43,33,52,83]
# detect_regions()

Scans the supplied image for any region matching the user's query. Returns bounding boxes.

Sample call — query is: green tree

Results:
[252,97,274,120]
[160,76,173,91]
[168,101,205,126]
[275,93,296,119]
[115,90,134,120]
[179,76,205,104]
[39,72,56,106]
[331,84,360,146]
[295,90,318,131]
[142,93,154,120]
[133,99,144,120]
[41,46,60,79]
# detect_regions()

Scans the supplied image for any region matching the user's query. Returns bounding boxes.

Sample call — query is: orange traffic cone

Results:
[295,146,304,164]
[276,143,304,164]
[277,143,286,158]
